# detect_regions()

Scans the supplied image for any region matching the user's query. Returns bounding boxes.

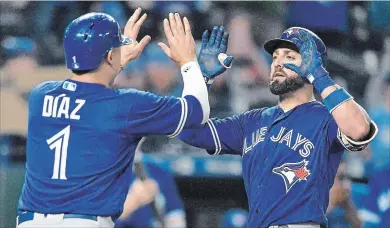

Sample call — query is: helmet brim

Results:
[264,39,297,55]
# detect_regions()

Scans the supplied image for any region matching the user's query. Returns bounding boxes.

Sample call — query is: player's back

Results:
[18,79,141,217]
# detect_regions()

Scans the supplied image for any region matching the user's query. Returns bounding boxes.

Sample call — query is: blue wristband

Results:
[313,74,335,94]
[323,88,353,113]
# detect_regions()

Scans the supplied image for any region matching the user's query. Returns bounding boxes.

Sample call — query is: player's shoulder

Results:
[114,88,162,101]
[261,106,279,116]
[305,101,329,112]
[31,80,62,94]
[29,81,64,102]
[239,107,268,120]
[303,101,333,120]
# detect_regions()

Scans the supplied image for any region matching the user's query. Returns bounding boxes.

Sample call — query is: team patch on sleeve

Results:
[337,120,379,152]
[167,98,188,138]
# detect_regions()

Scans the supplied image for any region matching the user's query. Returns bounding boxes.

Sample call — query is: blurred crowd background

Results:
[0,1,389,228]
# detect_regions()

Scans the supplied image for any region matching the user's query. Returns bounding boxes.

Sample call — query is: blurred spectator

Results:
[365,72,390,175]
[220,208,248,228]
[208,74,232,117]
[90,2,128,28]
[0,36,36,164]
[115,152,186,228]
[349,2,382,52]
[0,2,31,39]
[30,2,82,65]
[112,56,148,90]
[225,11,277,113]
[126,1,207,41]
[360,168,390,227]
[368,1,390,34]
[142,42,185,155]
[326,161,362,228]
[144,42,182,97]
[1,36,38,89]
[0,36,38,135]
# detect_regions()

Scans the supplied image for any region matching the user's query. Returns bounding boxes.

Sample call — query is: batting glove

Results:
[283,30,334,94]
[198,26,234,84]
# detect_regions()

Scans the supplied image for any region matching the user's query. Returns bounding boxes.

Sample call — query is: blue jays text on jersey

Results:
[115,154,185,228]
[179,101,360,227]
[18,79,203,219]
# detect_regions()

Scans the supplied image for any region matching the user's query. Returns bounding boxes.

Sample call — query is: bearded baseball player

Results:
[179,27,379,228]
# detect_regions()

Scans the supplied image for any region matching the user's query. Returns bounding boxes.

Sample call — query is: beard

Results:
[269,74,307,95]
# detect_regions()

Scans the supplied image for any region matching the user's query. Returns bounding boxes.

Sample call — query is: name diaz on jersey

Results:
[242,126,314,158]
[42,94,85,120]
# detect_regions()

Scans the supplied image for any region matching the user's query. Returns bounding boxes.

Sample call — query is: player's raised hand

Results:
[120,8,151,66]
[158,13,197,66]
[198,26,235,80]
[283,30,328,84]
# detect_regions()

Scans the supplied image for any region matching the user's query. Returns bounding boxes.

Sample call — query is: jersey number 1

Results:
[47,126,70,180]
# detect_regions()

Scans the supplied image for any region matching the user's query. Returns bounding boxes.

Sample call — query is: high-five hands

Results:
[158,13,197,66]
[198,26,234,80]
[120,8,151,67]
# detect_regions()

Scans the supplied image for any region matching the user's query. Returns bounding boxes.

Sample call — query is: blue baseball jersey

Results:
[115,155,185,228]
[179,101,347,227]
[18,79,202,218]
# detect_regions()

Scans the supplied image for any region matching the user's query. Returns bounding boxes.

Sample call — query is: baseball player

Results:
[15,9,223,228]
[179,27,379,227]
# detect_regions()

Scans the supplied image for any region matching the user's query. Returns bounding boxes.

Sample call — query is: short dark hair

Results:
[71,69,94,75]
[275,42,300,54]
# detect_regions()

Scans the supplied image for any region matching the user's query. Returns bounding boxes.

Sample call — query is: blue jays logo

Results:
[285,28,299,37]
[272,160,310,193]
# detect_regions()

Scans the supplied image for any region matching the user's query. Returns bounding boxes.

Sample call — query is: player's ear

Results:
[105,50,114,65]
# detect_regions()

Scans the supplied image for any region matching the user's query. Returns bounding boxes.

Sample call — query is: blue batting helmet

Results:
[63,12,132,71]
[264,27,327,63]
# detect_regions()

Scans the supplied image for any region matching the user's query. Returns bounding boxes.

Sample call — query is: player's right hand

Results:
[158,13,197,66]
[120,8,152,67]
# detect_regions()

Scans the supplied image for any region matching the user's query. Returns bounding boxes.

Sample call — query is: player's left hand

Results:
[283,30,328,84]
[120,8,152,67]
[198,26,234,80]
